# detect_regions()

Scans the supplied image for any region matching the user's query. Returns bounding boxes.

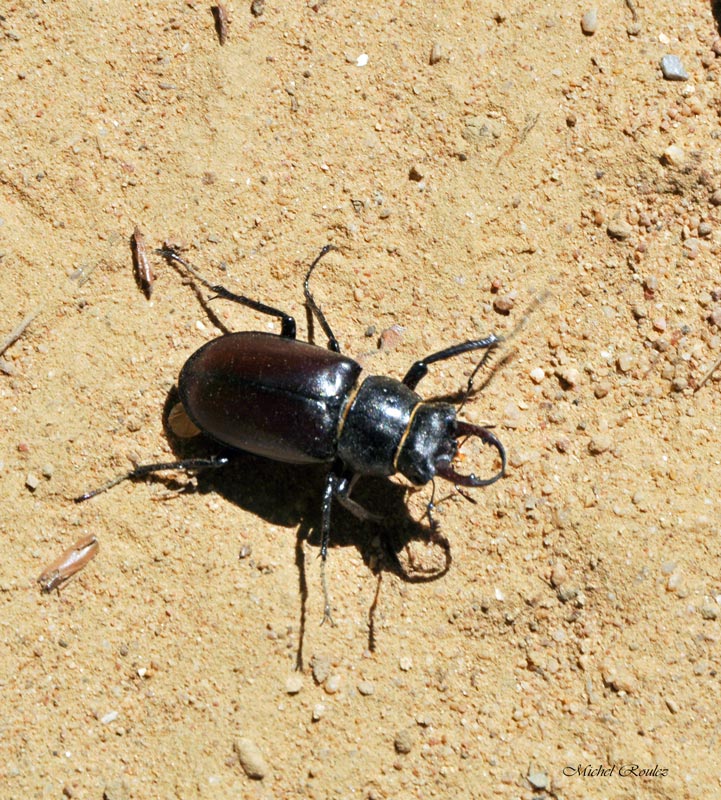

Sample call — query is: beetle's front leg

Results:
[401,334,502,391]
[336,473,383,523]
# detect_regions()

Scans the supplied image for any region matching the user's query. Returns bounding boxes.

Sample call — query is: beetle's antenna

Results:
[458,290,550,414]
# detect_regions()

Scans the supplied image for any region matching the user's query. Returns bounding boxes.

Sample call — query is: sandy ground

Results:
[2,1,721,798]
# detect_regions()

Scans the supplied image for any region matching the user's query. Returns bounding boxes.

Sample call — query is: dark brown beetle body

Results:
[77,246,506,622]
[178,330,495,489]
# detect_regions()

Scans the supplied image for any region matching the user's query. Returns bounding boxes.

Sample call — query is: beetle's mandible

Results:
[77,245,506,622]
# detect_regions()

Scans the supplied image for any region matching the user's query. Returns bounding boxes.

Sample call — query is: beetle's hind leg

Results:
[317,468,381,625]
[158,248,297,339]
[74,456,230,502]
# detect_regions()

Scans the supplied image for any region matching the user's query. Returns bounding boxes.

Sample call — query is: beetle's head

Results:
[396,403,506,487]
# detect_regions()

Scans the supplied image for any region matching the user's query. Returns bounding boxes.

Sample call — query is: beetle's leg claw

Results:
[320,557,336,627]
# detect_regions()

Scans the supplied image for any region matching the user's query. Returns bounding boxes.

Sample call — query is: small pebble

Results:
[311,655,330,685]
[698,221,712,238]
[529,367,545,384]
[580,8,598,35]
[557,585,579,603]
[324,674,341,694]
[41,463,54,479]
[102,780,130,800]
[617,353,634,373]
[357,680,375,696]
[528,769,549,790]
[493,293,515,314]
[429,43,442,65]
[285,674,304,694]
[710,189,721,206]
[594,380,611,399]
[408,164,424,182]
[607,219,633,240]
[683,238,700,260]
[356,53,369,67]
[643,274,658,296]
[666,572,682,592]
[399,656,413,671]
[700,601,719,620]
[602,665,637,694]
[234,738,267,780]
[394,728,415,754]
[379,325,404,352]
[660,55,688,81]
[708,307,721,327]
[312,703,325,721]
[26,473,40,491]
[250,0,265,16]
[550,562,567,588]
[0,357,15,376]
[665,697,679,714]
[632,490,649,511]
[557,367,581,388]
[555,436,571,453]
[662,145,684,167]
[101,710,119,725]
[672,376,688,393]
[588,434,612,455]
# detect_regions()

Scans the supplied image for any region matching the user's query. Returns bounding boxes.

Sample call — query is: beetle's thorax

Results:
[337,374,457,484]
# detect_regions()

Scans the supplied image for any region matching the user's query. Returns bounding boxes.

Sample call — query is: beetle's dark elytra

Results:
[180,331,362,464]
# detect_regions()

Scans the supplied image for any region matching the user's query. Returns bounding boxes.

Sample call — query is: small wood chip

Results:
[212,5,229,45]
[131,227,155,299]
[0,306,42,357]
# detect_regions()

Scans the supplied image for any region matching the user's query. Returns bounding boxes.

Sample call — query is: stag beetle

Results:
[76,245,506,622]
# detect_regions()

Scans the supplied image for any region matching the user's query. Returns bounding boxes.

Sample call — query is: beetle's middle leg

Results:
[158,248,297,338]
[319,465,340,625]
[75,456,230,502]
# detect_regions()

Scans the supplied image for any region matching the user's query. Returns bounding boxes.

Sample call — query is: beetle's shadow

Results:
[157,388,452,656]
